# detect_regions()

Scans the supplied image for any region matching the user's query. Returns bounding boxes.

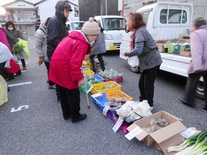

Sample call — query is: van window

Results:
[160,9,187,24]
[141,12,150,24]
[71,22,84,30]
[102,18,126,30]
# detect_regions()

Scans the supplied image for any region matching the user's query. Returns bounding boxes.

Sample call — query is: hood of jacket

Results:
[55,1,70,23]
[39,22,47,34]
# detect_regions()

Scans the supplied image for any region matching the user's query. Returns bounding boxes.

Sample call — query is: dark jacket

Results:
[47,8,69,59]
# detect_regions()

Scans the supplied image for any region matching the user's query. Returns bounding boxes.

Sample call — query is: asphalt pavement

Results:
[0,36,206,155]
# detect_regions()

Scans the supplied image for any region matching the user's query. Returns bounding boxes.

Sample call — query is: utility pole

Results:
[105,0,107,15]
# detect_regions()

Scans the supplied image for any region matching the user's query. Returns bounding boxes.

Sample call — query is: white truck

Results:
[119,1,204,98]
[94,15,126,51]
[66,21,85,33]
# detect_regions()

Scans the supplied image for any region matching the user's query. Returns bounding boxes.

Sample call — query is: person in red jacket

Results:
[49,17,100,123]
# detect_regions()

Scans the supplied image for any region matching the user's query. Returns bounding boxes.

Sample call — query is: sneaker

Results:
[63,115,70,120]
[150,106,153,111]
[22,66,27,70]
[72,114,87,123]
[15,70,21,76]
[48,84,56,89]
[6,75,14,81]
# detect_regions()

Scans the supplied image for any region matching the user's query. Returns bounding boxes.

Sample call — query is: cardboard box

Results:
[156,40,168,53]
[180,50,191,57]
[126,111,186,146]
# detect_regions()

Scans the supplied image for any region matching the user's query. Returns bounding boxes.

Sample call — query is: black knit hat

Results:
[55,0,72,14]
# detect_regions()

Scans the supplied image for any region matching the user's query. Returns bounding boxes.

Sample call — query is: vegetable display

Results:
[167,130,207,155]
[99,68,123,80]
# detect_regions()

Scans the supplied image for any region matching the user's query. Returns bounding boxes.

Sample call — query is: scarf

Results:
[129,29,137,50]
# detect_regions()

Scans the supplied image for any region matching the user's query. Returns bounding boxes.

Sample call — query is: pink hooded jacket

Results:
[188,25,207,74]
[49,31,91,89]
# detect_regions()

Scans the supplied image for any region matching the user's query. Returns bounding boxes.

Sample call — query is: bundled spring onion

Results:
[167,132,200,152]
[174,131,207,155]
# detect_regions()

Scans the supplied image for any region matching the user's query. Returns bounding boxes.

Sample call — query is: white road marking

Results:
[8,81,32,87]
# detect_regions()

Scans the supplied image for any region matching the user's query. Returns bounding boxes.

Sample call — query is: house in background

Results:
[0,0,79,38]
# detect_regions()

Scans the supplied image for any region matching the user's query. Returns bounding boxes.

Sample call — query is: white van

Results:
[120,1,204,98]
[66,21,85,33]
[94,15,127,51]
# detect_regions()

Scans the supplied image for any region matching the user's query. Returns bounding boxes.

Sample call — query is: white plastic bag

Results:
[0,75,8,106]
[127,56,139,67]
[133,100,152,117]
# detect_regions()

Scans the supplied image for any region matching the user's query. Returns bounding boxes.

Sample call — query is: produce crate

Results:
[80,76,103,93]
[105,90,133,101]
[80,85,91,93]
[91,92,109,111]
[104,76,123,83]
[91,93,129,133]
[91,81,121,94]
[82,60,91,68]
[94,74,104,82]
[106,109,128,133]
[83,69,94,79]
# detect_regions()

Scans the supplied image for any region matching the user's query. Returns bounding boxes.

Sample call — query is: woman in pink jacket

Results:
[181,17,207,110]
[49,18,100,122]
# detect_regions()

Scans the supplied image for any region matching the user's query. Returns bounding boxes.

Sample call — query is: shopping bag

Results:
[0,75,8,106]
[127,56,139,67]
[17,38,30,59]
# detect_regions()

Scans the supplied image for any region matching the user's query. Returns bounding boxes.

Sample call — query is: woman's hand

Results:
[38,57,44,65]
[78,78,84,87]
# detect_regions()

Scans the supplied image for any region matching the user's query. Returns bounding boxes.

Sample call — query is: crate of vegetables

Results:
[98,68,123,83]
[91,81,121,94]
[105,90,133,101]
[82,60,91,68]
[80,76,103,93]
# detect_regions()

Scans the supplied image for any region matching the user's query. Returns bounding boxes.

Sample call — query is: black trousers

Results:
[44,61,55,85]
[89,54,105,72]
[21,59,26,67]
[139,65,160,106]
[56,85,80,119]
[183,71,207,106]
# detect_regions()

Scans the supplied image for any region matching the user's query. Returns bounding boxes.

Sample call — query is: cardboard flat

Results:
[126,111,186,146]
[156,40,168,53]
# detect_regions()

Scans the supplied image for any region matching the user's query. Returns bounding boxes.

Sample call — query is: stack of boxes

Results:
[156,34,191,57]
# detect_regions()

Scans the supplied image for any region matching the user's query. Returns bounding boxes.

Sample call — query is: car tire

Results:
[196,81,204,100]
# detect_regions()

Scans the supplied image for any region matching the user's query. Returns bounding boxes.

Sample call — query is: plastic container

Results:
[105,90,133,101]
[91,92,109,111]
[104,76,123,83]
[91,81,121,94]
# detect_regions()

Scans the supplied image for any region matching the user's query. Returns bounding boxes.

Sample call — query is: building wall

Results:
[78,0,120,21]
[123,0,207,20]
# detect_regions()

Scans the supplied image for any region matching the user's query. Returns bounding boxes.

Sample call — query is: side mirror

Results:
[125,24,129,33]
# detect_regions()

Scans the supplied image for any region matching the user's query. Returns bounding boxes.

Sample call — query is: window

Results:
[141,12,150,24]
[102,18,126,30]
[160,9,187,24]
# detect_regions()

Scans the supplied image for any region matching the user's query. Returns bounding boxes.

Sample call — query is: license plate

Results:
[109,45,117,50]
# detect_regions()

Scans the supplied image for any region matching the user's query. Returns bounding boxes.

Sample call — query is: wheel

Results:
[196,81,204,100]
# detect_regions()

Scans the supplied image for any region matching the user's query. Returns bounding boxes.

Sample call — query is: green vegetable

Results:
[13,43,25,55]
[167,132,199,152]
[175,131,207,155]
